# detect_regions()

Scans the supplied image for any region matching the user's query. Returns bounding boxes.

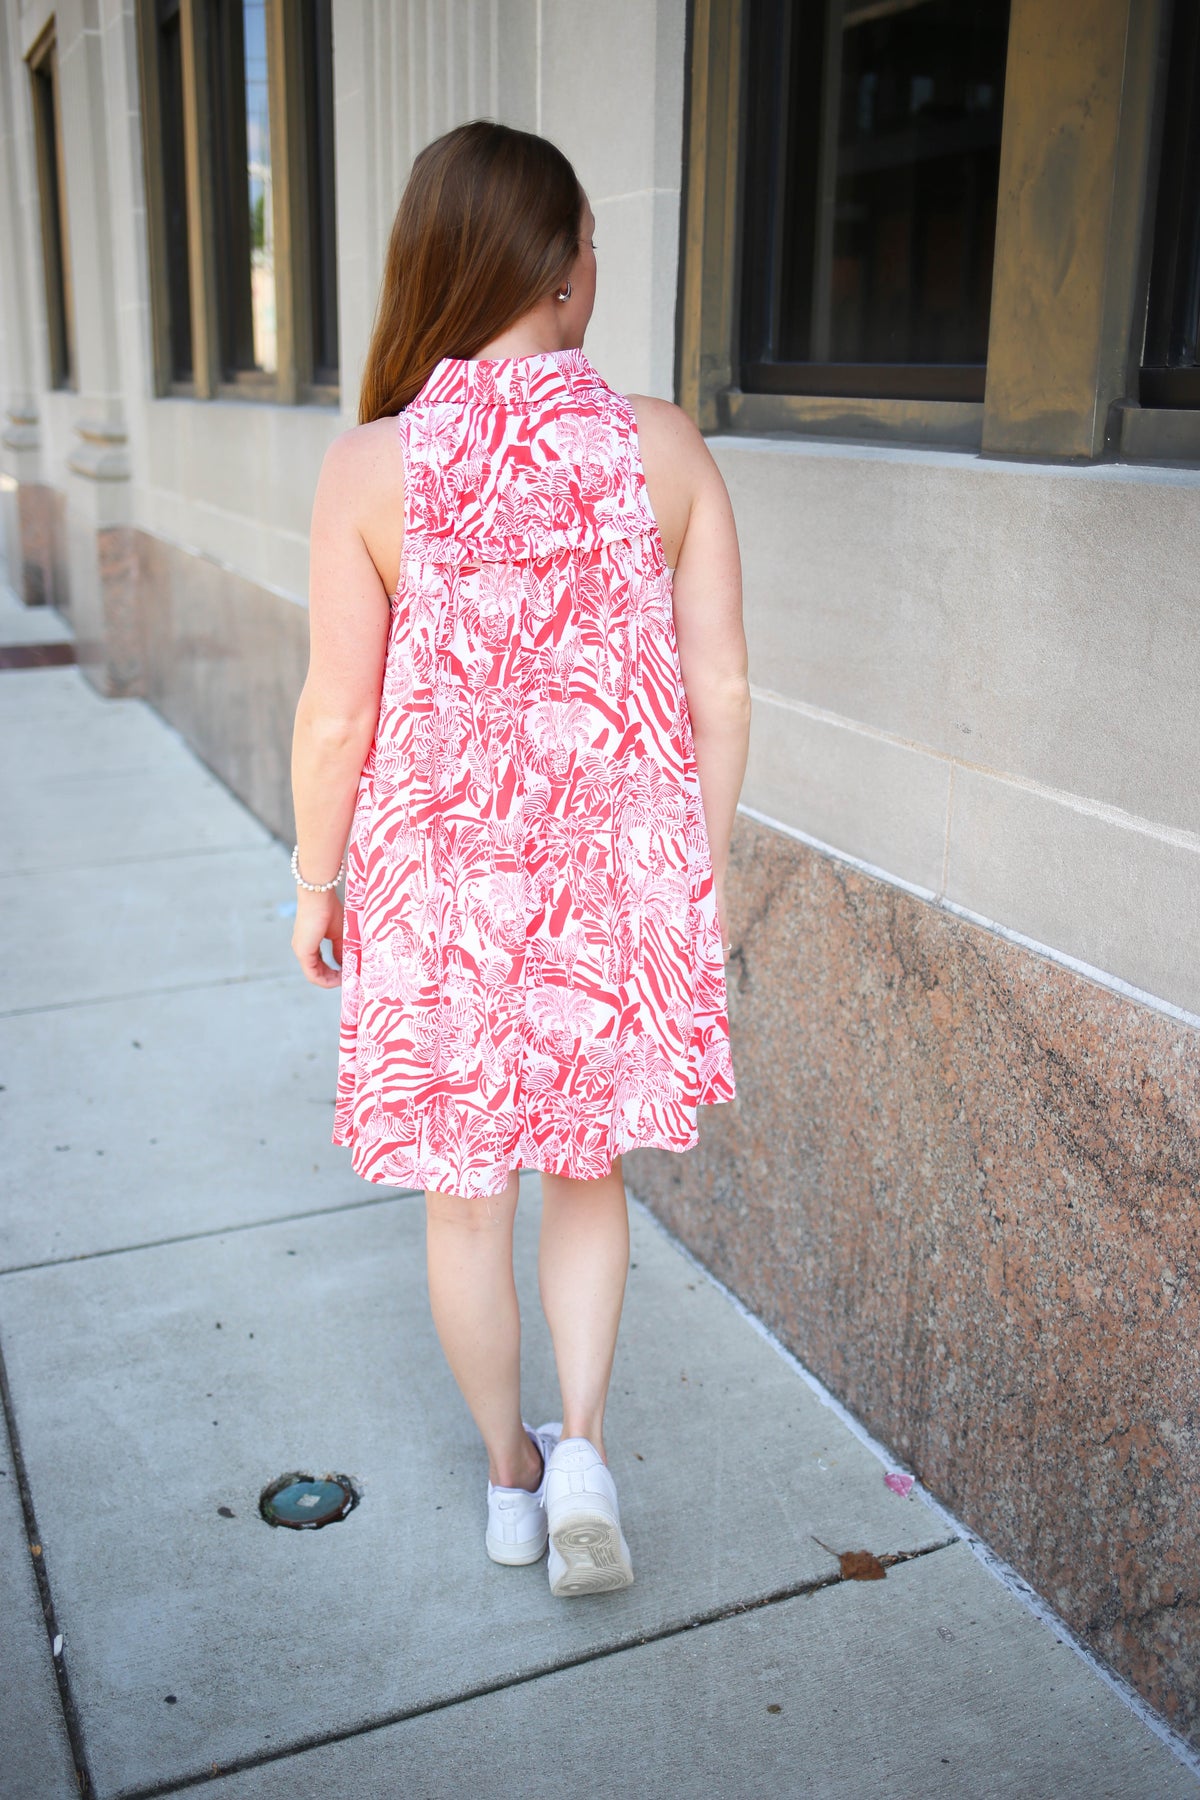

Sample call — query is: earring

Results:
[556,279,572,302]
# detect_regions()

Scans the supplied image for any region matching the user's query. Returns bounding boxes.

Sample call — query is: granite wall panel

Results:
[96,524,142,695]
[70,511,136,697]
[42,510,1199,1738]
[129,531,309,843]
[15,481,65,609]
[625,812,1200,1742]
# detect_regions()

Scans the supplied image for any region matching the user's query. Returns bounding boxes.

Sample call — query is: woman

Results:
[290,120,750,1596]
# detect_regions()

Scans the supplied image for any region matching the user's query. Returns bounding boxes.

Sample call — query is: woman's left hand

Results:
[292,889,344,988]
[714,869,732,961]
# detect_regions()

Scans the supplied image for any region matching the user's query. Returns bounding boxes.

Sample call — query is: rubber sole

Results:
[547,1508,635,1596]
[485,1530,548,1566]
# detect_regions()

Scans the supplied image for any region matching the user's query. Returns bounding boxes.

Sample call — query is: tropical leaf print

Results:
[464,562,521,645]
[332,348,735,1197]
[523,563,559,623]
[525,984,604,1057]
[524,698,595,778]
[557,412,617,482]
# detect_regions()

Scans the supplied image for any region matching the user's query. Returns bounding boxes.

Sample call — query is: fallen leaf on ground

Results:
[812,1535,888,1580]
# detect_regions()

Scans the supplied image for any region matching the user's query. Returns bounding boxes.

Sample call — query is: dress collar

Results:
[412,345,607,408]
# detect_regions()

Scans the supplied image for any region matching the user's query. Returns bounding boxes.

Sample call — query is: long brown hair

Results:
[358,120,585,423]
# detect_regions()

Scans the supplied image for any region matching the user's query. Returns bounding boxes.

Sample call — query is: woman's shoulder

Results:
[317,416,406,508]
[622,392,710,474]
[311,417,408,597]
[321,414,404,470]
[615,394,711,569]
[624,393,715,512]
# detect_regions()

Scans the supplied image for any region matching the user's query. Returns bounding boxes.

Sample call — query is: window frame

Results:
[26,20,76,393]
[1119,0,1200,460]
[737,0,1010,410]
[290,0,339,395]
[679,0,984,445]
[680,0,1185,464]
[135,0,339,406]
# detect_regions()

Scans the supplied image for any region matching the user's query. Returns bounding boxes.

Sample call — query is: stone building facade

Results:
[1,0,1197,1743]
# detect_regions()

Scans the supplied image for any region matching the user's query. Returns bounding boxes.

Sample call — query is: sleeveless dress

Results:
[332,346,736,1198]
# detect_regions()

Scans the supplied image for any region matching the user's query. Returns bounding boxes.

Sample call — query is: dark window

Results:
[207,0,277,378]
[1141,0,1200,409]
[740,0,1010,401]
[137,0,335,401]
[298,0,338,385]
[28,33,75,390]
[155,0,193,380]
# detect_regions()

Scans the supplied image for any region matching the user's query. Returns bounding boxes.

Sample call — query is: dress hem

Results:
[330,1092,735,1198]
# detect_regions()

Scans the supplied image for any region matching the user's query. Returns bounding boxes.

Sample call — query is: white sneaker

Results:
[544,1436,635,1596]
[485,1421,562,1565]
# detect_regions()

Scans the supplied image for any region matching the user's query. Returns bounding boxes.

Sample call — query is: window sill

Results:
[717,388,983,450]
[1113,401,1200,466]
[302,382,341,409]
[157,383,340,411]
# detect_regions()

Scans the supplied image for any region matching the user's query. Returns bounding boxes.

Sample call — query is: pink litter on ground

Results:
[884,1471,915,1497]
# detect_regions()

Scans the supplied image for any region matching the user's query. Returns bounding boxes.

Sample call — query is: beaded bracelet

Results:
[291,844,345,892]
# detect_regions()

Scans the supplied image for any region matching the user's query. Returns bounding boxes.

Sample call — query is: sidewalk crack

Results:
[0,969,289,1021]
[116,1536,960,1798]
[0,1341,96,1797]
[0,1188,421,1279]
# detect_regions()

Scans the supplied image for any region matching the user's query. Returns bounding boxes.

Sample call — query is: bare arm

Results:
[290,430,392,986]
[654,408,751,952]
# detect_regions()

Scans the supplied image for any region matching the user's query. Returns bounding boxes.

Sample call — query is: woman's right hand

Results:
[292,889,344,988]
[714,870,731,961]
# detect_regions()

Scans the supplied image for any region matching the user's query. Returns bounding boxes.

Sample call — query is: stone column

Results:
[53,0,139,692]
[0,0,54,605]
[981,0,1164,460]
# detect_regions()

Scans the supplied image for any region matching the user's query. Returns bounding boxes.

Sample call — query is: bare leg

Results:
[425,1172,543,1492]
[538,1158,630,1463]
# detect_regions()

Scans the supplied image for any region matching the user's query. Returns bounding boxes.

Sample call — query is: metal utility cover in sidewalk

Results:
[0,1189,946,1796]
[1,666,1191,1798]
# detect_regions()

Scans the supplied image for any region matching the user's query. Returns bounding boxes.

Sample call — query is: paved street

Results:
[1,585,1195,1798]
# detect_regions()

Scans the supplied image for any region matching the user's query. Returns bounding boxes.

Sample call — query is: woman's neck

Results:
[467,313,582,361]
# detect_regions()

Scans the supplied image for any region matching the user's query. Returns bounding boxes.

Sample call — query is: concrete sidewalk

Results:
[1,588,1195,1799]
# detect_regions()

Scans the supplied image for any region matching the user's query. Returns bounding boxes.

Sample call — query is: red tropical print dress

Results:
[332,346,735,1197]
